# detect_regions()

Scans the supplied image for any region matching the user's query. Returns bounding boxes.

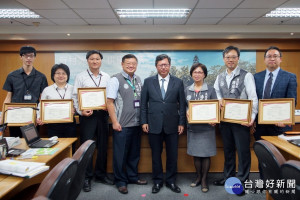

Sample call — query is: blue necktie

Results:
[161,79,166,99]
[263,72,273,99]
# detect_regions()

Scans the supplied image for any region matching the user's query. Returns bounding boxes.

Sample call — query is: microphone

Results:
[2,106,39,125]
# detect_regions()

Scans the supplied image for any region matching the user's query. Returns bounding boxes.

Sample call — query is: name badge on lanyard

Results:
[24,90,32,101]
[134,100,140,108]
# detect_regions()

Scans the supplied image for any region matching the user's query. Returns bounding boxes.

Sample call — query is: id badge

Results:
[134,100,140,108]
[24,92,32,101]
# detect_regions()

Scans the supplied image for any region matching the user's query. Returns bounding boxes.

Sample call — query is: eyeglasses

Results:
[55,72,67,76]
[193,71,204,75]
[265,55,281,59]
[22,54,35,59]
[224,56,238,60]
[124,62,137,66]
[157,64,170,68]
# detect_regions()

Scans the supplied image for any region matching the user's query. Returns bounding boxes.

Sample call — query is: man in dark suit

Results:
[141,54,186,194]
[254,46,297,140]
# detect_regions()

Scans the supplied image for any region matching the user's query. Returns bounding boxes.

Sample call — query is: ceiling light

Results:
[0,9,40,18]
[115,9,191,18]
[266,8,300,17]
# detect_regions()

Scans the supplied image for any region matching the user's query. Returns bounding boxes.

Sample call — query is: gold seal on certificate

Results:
[258,98,295,125]
[77,87,107,110]
[3,103,37,126]
[221,99,252,124]
[188,100,220,124]
[40,99,73,123]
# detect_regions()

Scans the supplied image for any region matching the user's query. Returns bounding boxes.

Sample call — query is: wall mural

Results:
[55,51,256,87]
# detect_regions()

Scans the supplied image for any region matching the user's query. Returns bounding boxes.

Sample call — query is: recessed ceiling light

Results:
[0,9,40,18]
[115,9,191,18]
[266,8,300,17]
[67,33,71,36]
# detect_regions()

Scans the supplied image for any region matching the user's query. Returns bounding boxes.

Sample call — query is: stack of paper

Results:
[0,160,49,178]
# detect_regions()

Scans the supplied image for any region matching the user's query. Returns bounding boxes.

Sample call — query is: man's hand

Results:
[142,124,149,133]
[241,119,255,127]
[112,122,122,132]
[275,122,290,128]
[82,110,93,117]
[36,118,44,126]
[178,125,184,135]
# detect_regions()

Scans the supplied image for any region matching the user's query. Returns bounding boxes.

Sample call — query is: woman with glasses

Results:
[185,62,217,193]
[37,63,76,141]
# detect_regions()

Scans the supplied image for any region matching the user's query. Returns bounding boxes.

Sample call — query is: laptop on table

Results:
[20,123,58,148]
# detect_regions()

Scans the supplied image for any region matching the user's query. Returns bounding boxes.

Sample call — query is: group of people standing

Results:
[0,45,297,196]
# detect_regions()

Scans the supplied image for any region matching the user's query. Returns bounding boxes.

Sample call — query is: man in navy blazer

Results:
[254,46,297,140]
[141,54,186,194]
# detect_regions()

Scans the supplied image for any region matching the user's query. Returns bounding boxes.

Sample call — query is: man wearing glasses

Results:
[141,54,186,194]
[0,46,48,137]
[213,46,258,195]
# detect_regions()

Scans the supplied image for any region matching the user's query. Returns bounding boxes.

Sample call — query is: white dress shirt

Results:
[158,74,170,93]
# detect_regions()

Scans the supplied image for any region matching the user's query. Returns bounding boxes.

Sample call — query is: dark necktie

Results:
[161,79,165,99]
[263,72,273,99]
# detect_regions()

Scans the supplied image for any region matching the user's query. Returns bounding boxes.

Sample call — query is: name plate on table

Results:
[4,103,37,126]
[188,100,220,124]
[258,98,295,125]
[40,99,73,123]
[221,99,252,124]
[77,87,106,110]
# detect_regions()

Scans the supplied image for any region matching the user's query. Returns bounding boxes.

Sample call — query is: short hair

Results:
[190,62,208,78]
[19,46,36,56]
[264,46,282,57]
[155,54,171,66]
[122,54,138,63]
[86,50,103,60]
[51,63,70,83]
[223,46,240,58]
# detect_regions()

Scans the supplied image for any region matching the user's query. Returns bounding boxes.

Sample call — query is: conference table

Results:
[0,138,77,200]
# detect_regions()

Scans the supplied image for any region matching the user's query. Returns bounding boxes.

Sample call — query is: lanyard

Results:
[87,70,101,87]
[55,85,68,99]
[22,70,36,91]
[125,77,137,97]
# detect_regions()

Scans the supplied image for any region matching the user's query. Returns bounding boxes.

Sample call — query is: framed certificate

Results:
[3,103,37,126]
[77,87,106,110]
[221,99,252,124]
[258,98,295,125]
[40,99,73,123]
[188,100,220,124]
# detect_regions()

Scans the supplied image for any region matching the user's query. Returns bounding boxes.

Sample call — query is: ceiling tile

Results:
[120,18,153,25]
[227,9,270,17]
[250,17,291,25]
[109,0,153,9]
[196,0,243,8]
[34,9,80,19]
[74,9,116,18]
[280,0,300,7]
[154,18,187,25]
[0,0,27,9]
[154,0,198,8]
[190,9,231,18]
[186,18,221,25]
[0,19,23,25]
[218,17,256,25]
[14,18,56,26]
[50,18,88,25]
[282,18,300,25]
[62,0,111,9]
[16,0,68,9]
[85,18,120,25]
[237,0,287,9]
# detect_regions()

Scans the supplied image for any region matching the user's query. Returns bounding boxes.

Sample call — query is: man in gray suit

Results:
[141,54,186,194]
[254,46,297,140]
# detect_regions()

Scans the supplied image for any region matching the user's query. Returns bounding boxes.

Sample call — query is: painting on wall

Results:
[55,50,256,87]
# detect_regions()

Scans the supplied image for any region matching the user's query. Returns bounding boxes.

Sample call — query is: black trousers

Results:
[148,130,179,185]
[80,110,109,179]
[219,122,251,182]
[9,126,23,137]
[254,124,284,141]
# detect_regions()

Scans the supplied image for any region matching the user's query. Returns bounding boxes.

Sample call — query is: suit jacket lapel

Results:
[153,75,163,99]
[271,69,282,95]
[258,70,266,98]
[165,75,175,99]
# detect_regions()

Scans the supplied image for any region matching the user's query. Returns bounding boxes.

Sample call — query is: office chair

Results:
[253,140,286,200]
[281,160,300,200]
[33,158,78,200]
[68,140,96,200]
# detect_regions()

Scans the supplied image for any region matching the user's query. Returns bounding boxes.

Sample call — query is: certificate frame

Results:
[3,103,37,126]
[77,87,107,110]
[40,99,73,123]
[221,98,252,124]
[258,98,295,125]
[188,100,220,124]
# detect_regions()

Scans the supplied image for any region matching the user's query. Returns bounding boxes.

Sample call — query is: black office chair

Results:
[281,160,300,200]
[253,140,286,200]
[33,158,78,200]
[68,140,96,200]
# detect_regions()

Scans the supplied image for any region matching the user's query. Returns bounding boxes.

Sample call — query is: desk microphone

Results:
[1,106,39,125]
